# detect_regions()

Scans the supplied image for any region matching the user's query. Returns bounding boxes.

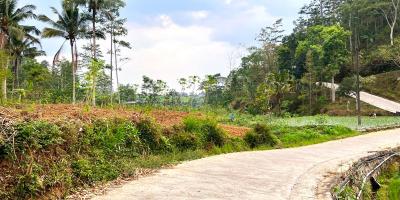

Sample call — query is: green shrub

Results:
[71,158,94,184]
[136,118,170,152]
[183,116,205,133]
[183,116,227,148]
[71,158,119,184]
[322,126,353,135]
[15,121,64,151]
[389,178,400,200]
[244,124,280,148]
[202,123,226,147]
[243,132,259,148]
[315,115,328,125]
[15,173,44,199]
[171,131,200,151]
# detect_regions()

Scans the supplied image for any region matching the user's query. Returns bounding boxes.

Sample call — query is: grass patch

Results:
[218,113,400,130]
[273,125,358,148]
[363,161,400,200]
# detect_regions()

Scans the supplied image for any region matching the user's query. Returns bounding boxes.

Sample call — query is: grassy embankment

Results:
[0,108,358,199]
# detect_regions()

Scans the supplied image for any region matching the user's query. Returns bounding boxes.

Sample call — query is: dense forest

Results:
[0,0,399,116]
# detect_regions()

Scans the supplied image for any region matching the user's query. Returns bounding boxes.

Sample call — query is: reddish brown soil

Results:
[220,124,251,137]
[0,104,250,137]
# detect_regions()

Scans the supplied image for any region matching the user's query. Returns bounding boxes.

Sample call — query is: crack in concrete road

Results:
[93,129,400,200]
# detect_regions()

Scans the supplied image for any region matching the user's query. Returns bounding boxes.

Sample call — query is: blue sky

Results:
[19,0,309,89]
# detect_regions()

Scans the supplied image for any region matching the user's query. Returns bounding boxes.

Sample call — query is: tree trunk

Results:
[354,29,361,126]
[92,11,97,59]
[114,41,120,104]
[391,25,395,46]
[12,58,17,90]
[16,57,20,89]
[331,76,336,103]
[309,73,312,115]
[70,40,76,104]
[0,32,7,102]
[110,28,114,104]
[92,76,96,106]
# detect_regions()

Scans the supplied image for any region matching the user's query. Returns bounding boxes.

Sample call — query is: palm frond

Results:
[42,28,66,39]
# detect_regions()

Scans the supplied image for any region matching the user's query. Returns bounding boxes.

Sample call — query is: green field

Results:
[217,113,400,130]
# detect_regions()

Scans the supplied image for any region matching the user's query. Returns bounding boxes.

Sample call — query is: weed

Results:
[136,117,170,152]
[244,124,280,148]
[171,131,200,151]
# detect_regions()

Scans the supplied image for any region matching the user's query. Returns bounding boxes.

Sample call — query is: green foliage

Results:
[314,115,328,125]
[202,123,226,147]
[171,131,200,151]
[15,121,64,151]
[183,116,227,147]
[136,117,170,152]
[276,125,356,147]
[71,158,119,184]
[15,173,44,199]
[244,124,280,148]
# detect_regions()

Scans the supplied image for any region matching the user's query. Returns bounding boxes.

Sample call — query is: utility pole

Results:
[353,15,362,127]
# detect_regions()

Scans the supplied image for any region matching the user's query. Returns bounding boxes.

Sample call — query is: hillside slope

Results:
[363,70,400,103]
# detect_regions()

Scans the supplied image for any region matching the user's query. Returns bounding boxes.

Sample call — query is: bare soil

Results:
[0,104,250,137]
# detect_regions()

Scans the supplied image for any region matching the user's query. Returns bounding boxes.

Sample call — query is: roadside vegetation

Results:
[0,109,359,199]
[364,162,400,200]
[0,0,400,199]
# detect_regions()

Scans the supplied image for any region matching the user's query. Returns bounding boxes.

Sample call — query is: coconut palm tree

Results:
[0,0,37,100]
[39,3,86,104]
[73,0,124,60]
[8,34,44,89]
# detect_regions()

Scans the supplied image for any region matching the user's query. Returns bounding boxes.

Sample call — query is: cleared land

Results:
[0,104,249,136]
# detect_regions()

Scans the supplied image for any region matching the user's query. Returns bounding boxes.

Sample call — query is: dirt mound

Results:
[0,104,250,137]
[220,124,251,137]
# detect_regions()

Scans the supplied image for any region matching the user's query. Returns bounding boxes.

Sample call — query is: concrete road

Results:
[93,129,400,200]
[322,82,400,113]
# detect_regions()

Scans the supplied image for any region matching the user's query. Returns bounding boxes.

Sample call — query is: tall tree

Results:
[8,34,44,89]
[0,0,37,100]
[103,1,125,103]
[375,0,400,46]
[39,2,86,104]
[73,0,124,59]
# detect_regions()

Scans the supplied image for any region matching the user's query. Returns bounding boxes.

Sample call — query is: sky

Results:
[19,0,309,90]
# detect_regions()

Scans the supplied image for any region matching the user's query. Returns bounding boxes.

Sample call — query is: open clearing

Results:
[0,104,250,136]
[93,129,400,200]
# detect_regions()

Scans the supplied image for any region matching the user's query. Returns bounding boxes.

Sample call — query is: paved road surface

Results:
[322,82,400,113]
[93,129,400,200]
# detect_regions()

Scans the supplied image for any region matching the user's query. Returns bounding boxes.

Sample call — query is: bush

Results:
[244,124,280,148]
[136,118,170,152]
[243,132,259,148]
[202,123,226,147]
[15,121,64,151]
[171,131,200,151]
[15,173,44,199]
[71,158,119,184]
[183,116,227,148]
[183,116,205,133]
[321,126,353,135]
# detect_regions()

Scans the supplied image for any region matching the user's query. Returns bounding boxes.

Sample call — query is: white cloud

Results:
[111,15,239,90]
[224,0,233,5]
[189,10,209,20]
